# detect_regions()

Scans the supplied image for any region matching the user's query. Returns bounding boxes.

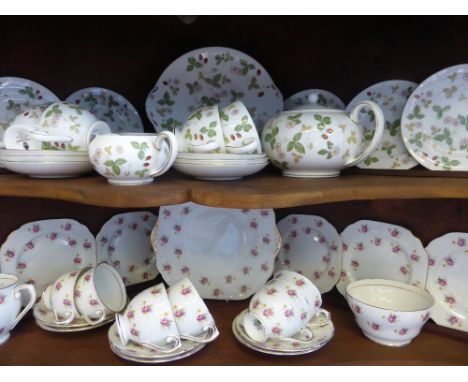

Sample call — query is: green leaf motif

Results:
[186,57,202,71]
[131,142,141,149]
[407,105,425,120]
[287,142,295,152]
[433,105,451,119]
[115,158,127,166]
[158,91,175,106]
[294,142,305,154]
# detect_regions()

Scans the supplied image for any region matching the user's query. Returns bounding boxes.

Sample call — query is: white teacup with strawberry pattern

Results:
[42,268,88,325]
[0,273,36,345]
[167,278,219,343]
[115,283,181,353]
[243,278,316,344]
[74,263,127,325]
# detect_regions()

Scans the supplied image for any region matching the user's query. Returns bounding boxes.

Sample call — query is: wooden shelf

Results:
[0,171,467,209]
[1,287,467,366]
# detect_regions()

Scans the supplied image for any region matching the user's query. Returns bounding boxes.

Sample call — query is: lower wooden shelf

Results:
[1,288,467,365]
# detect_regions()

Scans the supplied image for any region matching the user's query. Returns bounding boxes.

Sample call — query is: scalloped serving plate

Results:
[274,214,342,293]
[337,220,428,295]
[152,202,280,300]
[425,232,468,332]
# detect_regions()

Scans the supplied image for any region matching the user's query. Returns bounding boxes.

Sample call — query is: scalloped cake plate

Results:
[66,87,144,133]
[0,219,97,296]
[337,220,428,295]
[145,46,283,132]
[96,211,159,286]
[347,80,418,169]
[425,232,468,332]
[152,202,280,300]
[401,64,468,171]
[274,214,342,293]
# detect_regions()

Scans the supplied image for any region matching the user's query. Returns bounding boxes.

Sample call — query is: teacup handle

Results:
[86,121,112,148]
[188,140,218,153]
[149,131,178,178]
[81,309,106,326]
[139,335,182,353]
[180,323,219,343]
[29,130,73,143]
[53,310,75,325]
[225,138,258,154]
[10,284,36,330]
[274,327,315,345]
[344,100,385,168]
[306,308,331,329]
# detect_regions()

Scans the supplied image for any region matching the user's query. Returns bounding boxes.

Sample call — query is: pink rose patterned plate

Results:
[337,220,428,295]
[0,219,97,297]
[232,309,334,355]
[66,87,144,133]
[152,202,280,300]
[145,47,283,133]
[425,233,468,332]
[108,322,205,363]
[96,212,158,286]
[274,214,342,293]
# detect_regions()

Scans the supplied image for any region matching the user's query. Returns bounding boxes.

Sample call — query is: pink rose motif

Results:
[316,220,323,227]
[5,250,15,258]
[304,226,312,235]
[252,300,260,309]
[340,271,347,279]
[89,299,99,306]
[260,210,269,216]
[182,207,190,215]
[354,305,361,314]
[108,246,115,253]
[151,287,162,295]
[392,245,401,253]
[374,238,381,246]
[322,255,330,263]
[25,241,34,250]
[113,260,121,268]
[444,257,454,267]
[263,308,274,317]
[319,236,325,244]
[351,260,359,269]
[398,328,408,335]
[295,279,305,287]
[371,323,380,331]
[32,224,40,233]
[84,274,92,282]
[445,295,456,305]
[196,313,207,322]
[225,275,233,284]
[284,308,294,317]
[360,224,368,233]
[174,248,182,257]
[0,295,5,304]
[122,277,128,284]
[212,289,221,297]
[356,243,364,251]
[181,287,192,296]
[117,218,124,225]
[160,236,169,245]
[241,208,250,214]
[130,223,138,230]
[342,243,348,251]
[63,298,72,306]
[387,314,398,323]
[283,243,290,253]
[290,230,297,238]
[251,249,259,257]
[129,265,136,272]
[261,263,269,272]
[181,266,190,274]
[287,289,297,297]
[301,312,308,320]
[55,282,62,290]
[162,209,171,217]
[250,220,258,229]
[64,223,72,231]
[262,235,271,244]
[400,266,409,275]
[141,305,152,314]
[173,224,181,233]
[314,271,321,280]
[240,285,248,294]
[328,269,336,278]
[130,328,140,337]
[457,238,466,247]
[163,264,172,272]
[390,229,400,237]
[144,258,151,265]
[83,241,92,249]
[283,259,290,266]
[74,290,81,298]
[142,214,150,221]
[272,326,282,335]
[428,257,435,266]
[73,257,82,264]
[330,244,338,251]
[143,272,149,281]
[437,277,447,287]
[100,237,108,244]
[17,262,27,270]
[70,271,77,277]
[266,287,278,295]
[243,266,251,275]
[175,309,185,318]
[127,310,135,319]
[410,253,420,262]
[68,239,77,247]
[448,316,459,325]
[200,276,209,285]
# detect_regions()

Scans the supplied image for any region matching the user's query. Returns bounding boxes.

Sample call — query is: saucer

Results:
[108,322,205,363]
[232,309,334,355]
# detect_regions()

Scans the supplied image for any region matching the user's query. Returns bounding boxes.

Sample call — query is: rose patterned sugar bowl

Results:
[261,100,385,177]
[346,279,434,347]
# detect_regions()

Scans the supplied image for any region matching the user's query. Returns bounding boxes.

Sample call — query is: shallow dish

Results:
[173,160,267,180]
[0,159,93,178]
[346,279,434,346]
[177,152,267,161]
[152,202,280,300]
[0,149,89,157]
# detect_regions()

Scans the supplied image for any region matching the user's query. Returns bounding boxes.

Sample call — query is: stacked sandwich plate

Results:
[174,152,269,180]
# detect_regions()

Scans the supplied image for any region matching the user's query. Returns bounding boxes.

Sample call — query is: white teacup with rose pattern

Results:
[32,101,111,151]
[167,277,219,343]
[273,270,330,325]
[74,263,127,325]
[243,278,315,344]
[219,100,262,154]
[115,283,181,352]
[175,105,226,153]
[42,268,87,325]
[0,273,36,346]
[89,132,178,185]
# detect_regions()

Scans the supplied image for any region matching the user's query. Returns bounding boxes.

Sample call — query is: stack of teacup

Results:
[173,100,269,180]
[0,102,110,178]
[35,263,127,331]
[232,271,334,355]
[110,277,219,363]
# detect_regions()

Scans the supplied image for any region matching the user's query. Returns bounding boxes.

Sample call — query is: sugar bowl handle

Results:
[345,100,384,168]
[150,131,178,178]
[11,284,36,330]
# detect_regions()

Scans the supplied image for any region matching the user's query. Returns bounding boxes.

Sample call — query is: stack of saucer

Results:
[174,152,268,180]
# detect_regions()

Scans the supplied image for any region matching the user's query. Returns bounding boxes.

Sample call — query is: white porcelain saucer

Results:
[232,309,334,355]
[108,322,205,363]
[0,159,93,178]
[173,160,268,180]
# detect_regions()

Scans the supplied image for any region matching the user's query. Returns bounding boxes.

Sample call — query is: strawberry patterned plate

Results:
[66,87,144,133]
[108,322,205,363]
[152,202,280,300]
[337,220,428,296]
[96,212,159,286]
[0,77,59,143]
[425,233,468,332]
[346,80,418,169]
[145,46,283,133]
[401,64,468,171]
[274,215,342,294]
[284,89,345,111]
[0,219,97,297]
[232,309,334,355]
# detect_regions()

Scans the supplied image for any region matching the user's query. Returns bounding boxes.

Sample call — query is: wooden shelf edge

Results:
[0,172,466,209]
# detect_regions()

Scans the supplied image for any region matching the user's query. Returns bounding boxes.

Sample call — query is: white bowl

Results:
[173,161,268,180]
[0,160,93,178]
[346,279,434,347]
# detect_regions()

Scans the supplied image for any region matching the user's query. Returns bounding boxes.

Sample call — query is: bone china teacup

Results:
[115,283,181,352]
[0,273,36,345]
[74,263,127,325]
[242,278,314,344]
[88,132,178,185]
[167,278,219,343]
